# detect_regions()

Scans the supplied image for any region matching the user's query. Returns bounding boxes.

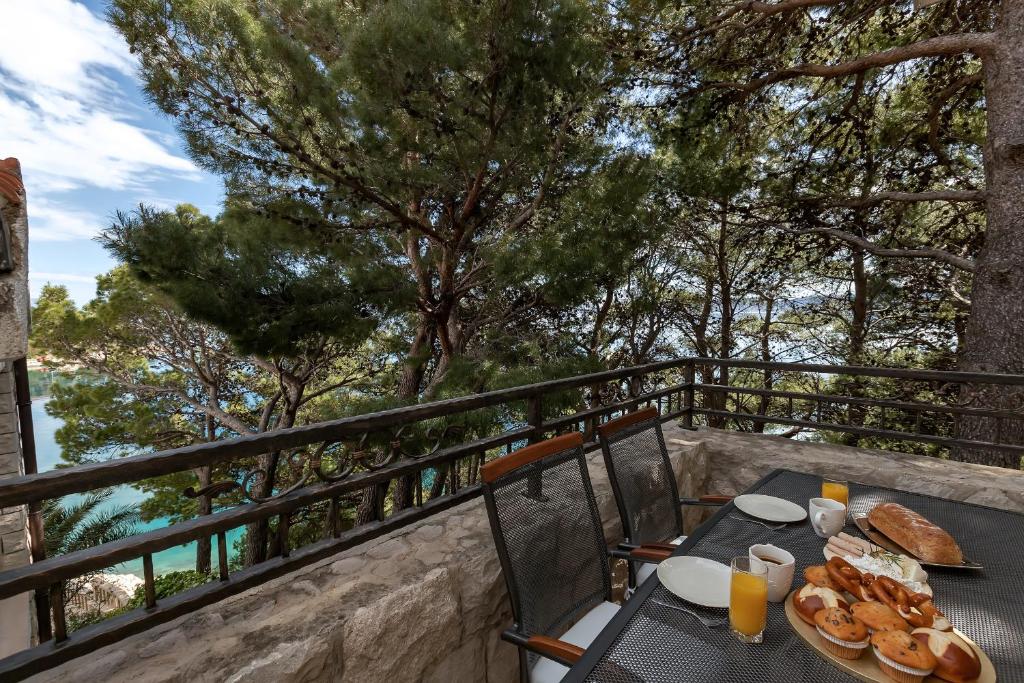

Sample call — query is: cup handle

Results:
[813,510,825,532]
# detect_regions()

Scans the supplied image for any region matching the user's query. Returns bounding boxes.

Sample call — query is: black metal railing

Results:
[2,357,1023,679]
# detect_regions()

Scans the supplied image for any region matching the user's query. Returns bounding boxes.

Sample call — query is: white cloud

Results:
[0,0,135,98]
[0,0,201,224]
[29,272,96,283]
[25,198,105,241]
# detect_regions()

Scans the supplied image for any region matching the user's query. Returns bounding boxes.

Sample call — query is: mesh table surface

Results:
[569,469,1024,682]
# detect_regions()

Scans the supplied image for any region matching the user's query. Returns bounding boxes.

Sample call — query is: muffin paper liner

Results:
[816,627,870,650]
[872,646,935,677]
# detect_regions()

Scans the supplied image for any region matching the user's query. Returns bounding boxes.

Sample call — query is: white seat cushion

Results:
[528,601,620,683]
[633,535,687,588]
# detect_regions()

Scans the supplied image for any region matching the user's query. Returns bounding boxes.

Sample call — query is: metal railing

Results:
[2,357,1023,679]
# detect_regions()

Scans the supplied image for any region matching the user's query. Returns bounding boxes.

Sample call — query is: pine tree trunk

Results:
[244,400,298,565]
[194,465,212,574]
[958,1,1024,468]
[844,248,869,447]
[195,407,216,573]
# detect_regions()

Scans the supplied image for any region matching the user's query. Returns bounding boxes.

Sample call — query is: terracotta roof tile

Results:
[0,158,24,206]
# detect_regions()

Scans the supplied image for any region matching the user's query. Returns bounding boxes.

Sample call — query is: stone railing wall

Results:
[31,424,1024,683]
[32,435,712,683]
[684,427,1024,515]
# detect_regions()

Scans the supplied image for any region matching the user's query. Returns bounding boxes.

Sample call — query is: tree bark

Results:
[244,392,300,565]
[709,201,732,427]
[753,295,775,433]
[959,0,1024,468]
[194,466,212,574]
[844,247,869,447]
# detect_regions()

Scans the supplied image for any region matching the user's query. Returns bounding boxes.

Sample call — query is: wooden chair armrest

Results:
[629,546,673,563]
[639,542,678,552]
[701,494,733,504]
[679,494,733,506]
[525,635,584,664]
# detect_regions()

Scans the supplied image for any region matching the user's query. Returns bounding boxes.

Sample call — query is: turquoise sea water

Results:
[33,399,243,578]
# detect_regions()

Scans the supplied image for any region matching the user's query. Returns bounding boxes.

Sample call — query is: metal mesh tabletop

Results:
[567,469,1024,682]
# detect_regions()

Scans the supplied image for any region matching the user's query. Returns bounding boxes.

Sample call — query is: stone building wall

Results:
[30,436,712,683]
[0,157,31,658]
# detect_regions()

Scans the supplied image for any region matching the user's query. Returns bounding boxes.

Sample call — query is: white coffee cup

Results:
[748,543,796,603]
[809,497,846,538]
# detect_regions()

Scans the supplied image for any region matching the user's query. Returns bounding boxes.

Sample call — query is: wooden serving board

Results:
[785,590,996,683]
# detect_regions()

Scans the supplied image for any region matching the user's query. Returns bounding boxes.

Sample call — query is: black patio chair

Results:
[597,406,732,592]
[481,431,671,683]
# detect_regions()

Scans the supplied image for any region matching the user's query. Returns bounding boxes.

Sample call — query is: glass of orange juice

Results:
[821,478,849,507]
[729,556,768,643]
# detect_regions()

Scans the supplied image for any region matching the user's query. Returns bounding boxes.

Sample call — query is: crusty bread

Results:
[868,503,963,565]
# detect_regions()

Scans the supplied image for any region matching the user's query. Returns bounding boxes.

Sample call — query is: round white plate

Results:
[734,494,807,523]
[657,556,731,608]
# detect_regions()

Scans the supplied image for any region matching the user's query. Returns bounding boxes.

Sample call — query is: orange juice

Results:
[729,571,768,637]
[822,480,849,507]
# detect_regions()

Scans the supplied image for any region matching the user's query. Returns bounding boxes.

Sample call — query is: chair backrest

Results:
[481,432,611,646]
[597,407,683,545]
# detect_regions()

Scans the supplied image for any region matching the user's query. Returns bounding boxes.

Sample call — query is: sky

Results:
[0,0,224,304]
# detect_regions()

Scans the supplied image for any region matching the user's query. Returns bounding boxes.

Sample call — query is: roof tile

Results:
[0,158,24,206]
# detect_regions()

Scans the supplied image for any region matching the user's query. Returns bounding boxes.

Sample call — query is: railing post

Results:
[682,360,696,430]
[526,394,544,499]
[627,373,642,412]
[12,357,51,642]
[526,394,543,444]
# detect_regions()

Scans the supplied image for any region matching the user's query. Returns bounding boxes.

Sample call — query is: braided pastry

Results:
[871,577,950,630]
[825,556,877,602]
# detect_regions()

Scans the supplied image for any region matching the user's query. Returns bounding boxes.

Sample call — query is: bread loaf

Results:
[868,503,963,565]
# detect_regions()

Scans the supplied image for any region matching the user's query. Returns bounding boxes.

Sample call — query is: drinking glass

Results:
[821,477,849,507]
[729,556,768,643]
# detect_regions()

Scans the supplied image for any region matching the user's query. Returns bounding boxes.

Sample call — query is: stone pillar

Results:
[0,157,32,658]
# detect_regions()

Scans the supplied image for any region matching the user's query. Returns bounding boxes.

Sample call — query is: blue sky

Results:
[0,0,225,304]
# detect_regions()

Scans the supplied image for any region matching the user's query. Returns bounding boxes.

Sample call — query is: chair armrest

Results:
[525,635,585,665]
[636,542,678,552]
[679,494,733,507]
[629,546,673,563]
[501,629,585,667]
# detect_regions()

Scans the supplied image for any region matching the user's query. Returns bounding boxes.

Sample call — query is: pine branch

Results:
[813,190,986,207]
[707,33,996,94]
[784,225,976,272]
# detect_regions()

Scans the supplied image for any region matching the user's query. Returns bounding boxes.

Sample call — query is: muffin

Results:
[814,607,870,660]
[851,601,910,633]
[804,565,839,590]
[911,628,981,683]
[794,583,850,625]
[871,630,938,683]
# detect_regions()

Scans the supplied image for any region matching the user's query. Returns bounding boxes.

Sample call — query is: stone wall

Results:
[0,158,29,361]
[682,427,1024,515]
[0,365,31,660]
[30,434,711,683]
[0,156,31,659]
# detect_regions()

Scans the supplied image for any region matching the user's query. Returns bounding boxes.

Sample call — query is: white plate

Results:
[657,556,731,608]
[734,494,807,523]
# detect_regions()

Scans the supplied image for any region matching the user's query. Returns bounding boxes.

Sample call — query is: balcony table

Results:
[562,468,1024,683]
